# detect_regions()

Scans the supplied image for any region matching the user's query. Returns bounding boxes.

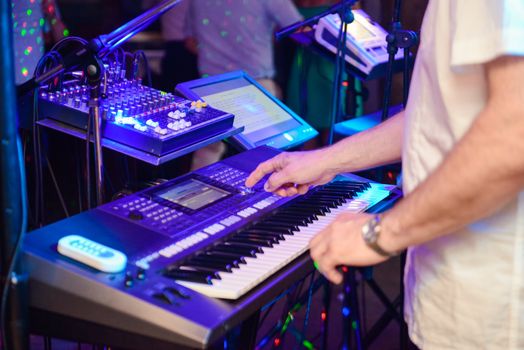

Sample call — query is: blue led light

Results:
[342,307,350,317]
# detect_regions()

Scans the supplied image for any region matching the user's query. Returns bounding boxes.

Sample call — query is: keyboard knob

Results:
[124,272,134,288]
[238,186,254,196]
[136,268,146,280]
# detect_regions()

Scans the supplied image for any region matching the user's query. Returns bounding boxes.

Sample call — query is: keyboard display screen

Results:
[157,179,230,210]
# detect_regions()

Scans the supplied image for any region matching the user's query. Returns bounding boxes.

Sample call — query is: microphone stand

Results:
[275,0,357,41]
[380,0,418,122]
[275,1,357,146]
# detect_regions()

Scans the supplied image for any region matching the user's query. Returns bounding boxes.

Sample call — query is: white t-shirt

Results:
[402,0,524,349]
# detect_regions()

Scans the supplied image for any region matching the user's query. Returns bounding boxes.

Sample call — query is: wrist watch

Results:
[361,215,399,257]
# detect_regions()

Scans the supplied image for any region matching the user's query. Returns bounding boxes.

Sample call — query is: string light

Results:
[12,0,45,84]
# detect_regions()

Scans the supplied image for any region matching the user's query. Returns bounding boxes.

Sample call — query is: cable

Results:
[1,137,28,350]
[296,272,316,350]
[133,50,152,86]
[50,36,89,53]
[32,50,65,227]
[44,154,70,218]
[86,103,93,210]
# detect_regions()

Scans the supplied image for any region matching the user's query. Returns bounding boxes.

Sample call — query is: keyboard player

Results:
[245,1,524,348]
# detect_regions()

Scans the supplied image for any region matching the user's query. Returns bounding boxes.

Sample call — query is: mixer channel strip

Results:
[163,181,391,300]
[38,73,234,155]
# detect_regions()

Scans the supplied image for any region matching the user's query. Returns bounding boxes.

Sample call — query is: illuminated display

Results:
[347,20,376,41]
[191,77,301,144]
[157,178,230,211]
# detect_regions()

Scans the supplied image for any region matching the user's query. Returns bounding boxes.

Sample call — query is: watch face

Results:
[362,222,378,243]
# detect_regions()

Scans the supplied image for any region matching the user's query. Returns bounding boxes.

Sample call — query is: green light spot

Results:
[63,29,70,37]
[27,9,32,16]
[36,37,42,44]
[220,31,228,37]
[202,18,209,25]
[313,261,319,270]
[39,18,45,26]
[24,49,30,55]
[51,18,57,25]
[21,29,27,36]
[21,67,29,76]
[13,21,18,28]
[29,28,35,35]
[303,340,314,350]
[352,321,358,330]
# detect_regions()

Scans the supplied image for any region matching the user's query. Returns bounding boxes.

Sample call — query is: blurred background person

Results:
[187,0,303,170]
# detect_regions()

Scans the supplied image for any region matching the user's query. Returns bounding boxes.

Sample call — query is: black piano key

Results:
[228,236,274,248]
[206,250,248,263]
[190,255,241,268]
[236,232,281,244]
[251,224,297,234]
[306,194,346,205]
[303,198,340,209]
[286,200,327,211]
[214,243,263,255]
[280,209,319,220]
[264,217,310,226]
[292,204,330,214]
[163,269,217,284]
[181,263,228,273]
[314,189,355,199]
[272,209,313,218]
[307,195,346,205]
[270,214,311,225]
[248,227,294,236]
[183,261,233,273]
[326,182,368,191]
[243,229,286,240]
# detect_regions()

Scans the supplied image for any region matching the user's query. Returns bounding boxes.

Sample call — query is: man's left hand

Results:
[309,212,389,284]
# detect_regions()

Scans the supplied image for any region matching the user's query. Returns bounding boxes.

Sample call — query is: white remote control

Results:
[57,235,127,273]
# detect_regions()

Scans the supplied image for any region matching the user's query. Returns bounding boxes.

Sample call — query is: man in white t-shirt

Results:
[245,0,524,348]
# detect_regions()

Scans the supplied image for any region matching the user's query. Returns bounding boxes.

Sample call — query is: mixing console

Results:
[38,65,234,155]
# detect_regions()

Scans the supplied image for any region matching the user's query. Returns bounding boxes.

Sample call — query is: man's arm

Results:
[309,56,524,284]
[381,55,524,252]
[245,111,404,196]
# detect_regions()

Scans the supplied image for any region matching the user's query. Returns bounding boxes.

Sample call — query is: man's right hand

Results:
[244,149,337,197]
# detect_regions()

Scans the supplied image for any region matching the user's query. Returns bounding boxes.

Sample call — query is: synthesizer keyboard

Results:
[23,146,400,348]
[37,65,234,155]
